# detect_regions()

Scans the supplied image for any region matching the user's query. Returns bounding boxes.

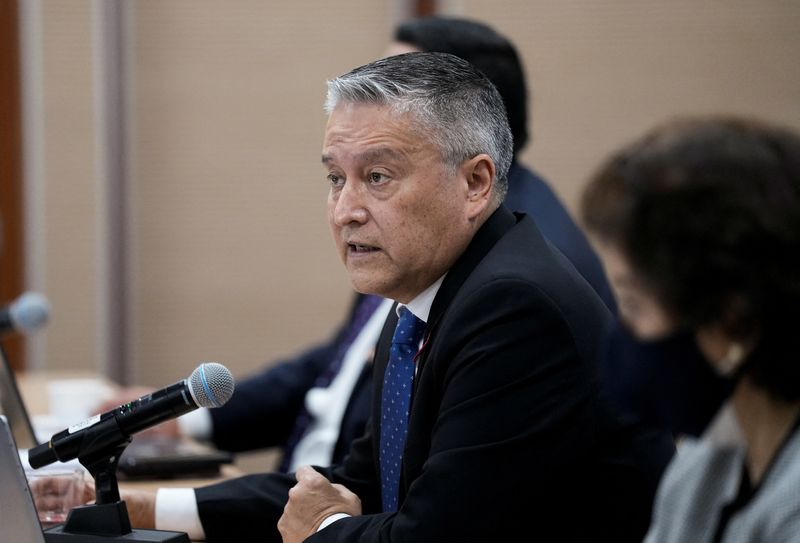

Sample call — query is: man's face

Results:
[323,103,476,303]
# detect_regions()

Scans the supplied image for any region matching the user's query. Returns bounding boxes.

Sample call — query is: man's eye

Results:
[368,172,388,184]
[327,173,344,187]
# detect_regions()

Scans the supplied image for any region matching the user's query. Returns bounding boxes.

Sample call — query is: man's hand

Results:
[278,465,362,543]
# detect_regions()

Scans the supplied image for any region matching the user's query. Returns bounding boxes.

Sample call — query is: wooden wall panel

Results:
[0,0,25,370]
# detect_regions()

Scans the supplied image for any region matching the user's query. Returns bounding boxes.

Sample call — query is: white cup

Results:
[47,379,113,428]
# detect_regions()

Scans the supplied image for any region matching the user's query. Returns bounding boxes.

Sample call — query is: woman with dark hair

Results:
[581,116,800,542]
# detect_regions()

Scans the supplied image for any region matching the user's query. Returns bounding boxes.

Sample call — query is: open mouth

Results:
[348,243,379,254]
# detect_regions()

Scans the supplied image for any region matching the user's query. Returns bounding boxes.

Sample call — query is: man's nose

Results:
[332,180,368,226]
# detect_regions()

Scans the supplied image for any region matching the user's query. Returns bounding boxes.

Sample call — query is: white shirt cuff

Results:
[318,513,351,531]
[177,408,213,440]
[155,487,206,541]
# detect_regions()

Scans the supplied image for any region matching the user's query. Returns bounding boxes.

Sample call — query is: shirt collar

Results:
[396,275,445,324]
[702,402,746,449]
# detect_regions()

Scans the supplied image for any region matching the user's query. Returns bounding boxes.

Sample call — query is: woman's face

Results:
[594,241,675,340]
[595,240,743,374]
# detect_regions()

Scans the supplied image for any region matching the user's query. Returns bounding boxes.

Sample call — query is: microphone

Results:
[28,362,234,469]
[0,291,50,336]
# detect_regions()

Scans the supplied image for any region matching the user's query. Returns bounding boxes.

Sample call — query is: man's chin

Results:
[351,285,384,297]
[349,276,389,298]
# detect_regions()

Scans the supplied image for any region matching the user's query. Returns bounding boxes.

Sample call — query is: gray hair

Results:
[325,52,513,203]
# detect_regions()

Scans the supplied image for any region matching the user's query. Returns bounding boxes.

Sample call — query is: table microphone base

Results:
[43,501,189,543]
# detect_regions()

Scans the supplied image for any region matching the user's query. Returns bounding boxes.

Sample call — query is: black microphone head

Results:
[10,292,50,333]
[187,362,234,408]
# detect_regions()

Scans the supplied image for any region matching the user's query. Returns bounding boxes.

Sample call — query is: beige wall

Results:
[129,1,393,385]
[24,2,800,388]
[459,1,800,214]
[36,1,99,372]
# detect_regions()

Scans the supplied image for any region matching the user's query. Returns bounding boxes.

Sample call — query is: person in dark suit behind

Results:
[114,52,662,543]
[103,15,616,476]
[389,16,616,311]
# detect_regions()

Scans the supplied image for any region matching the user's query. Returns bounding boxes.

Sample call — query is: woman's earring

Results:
[718,342,745,376]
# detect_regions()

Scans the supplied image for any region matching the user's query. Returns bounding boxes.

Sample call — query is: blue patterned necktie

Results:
[380,306,426,512]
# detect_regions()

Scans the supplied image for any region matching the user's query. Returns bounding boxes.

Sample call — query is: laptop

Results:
[117,433,233,479]
[0,345,39,450]
[0,415,47,543]
[0,347,232,479]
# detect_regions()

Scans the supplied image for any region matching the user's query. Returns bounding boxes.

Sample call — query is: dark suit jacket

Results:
[196,207,657,542]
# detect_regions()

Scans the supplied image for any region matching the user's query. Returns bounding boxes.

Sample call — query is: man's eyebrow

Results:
[358,147,407,163]
[321,147,407,166]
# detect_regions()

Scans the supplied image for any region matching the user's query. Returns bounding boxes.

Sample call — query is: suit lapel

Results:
[372,206,518,382]
[416,206,518,372]
[371,209,518,492]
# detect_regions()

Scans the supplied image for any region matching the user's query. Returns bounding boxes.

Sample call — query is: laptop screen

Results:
[0,416,47,543]
[0,345,40,450]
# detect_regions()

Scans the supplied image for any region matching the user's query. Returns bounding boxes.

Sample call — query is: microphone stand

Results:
[43,422,189,542]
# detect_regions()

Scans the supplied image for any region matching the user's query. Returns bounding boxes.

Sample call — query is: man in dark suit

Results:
[129,52,658,543]
[123,16,615,475]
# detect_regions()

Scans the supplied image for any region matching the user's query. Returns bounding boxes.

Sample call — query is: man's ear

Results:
[462,154,495,220]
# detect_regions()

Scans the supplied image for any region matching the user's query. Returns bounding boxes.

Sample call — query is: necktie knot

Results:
[392,307,426,347]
